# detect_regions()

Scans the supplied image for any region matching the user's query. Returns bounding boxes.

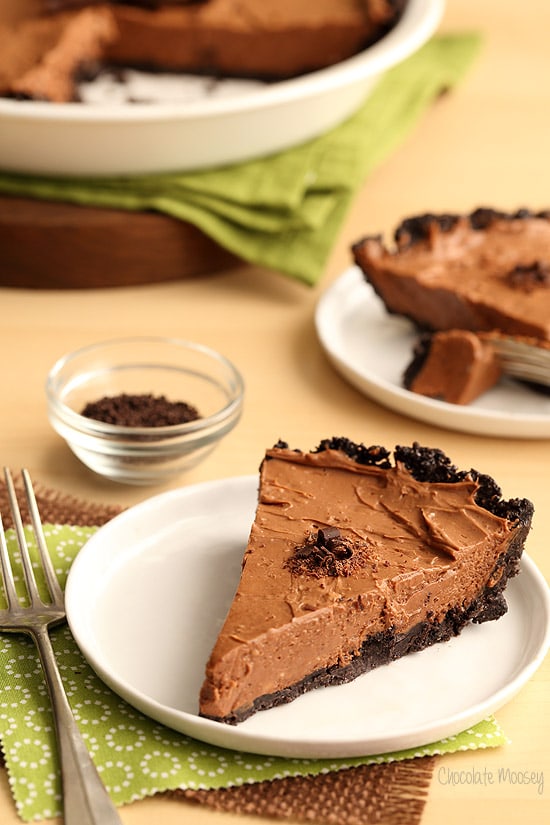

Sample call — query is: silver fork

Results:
[0,468,122,825]
[487,335,550,387]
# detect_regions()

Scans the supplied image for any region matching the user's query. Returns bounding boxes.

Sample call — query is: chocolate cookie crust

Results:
[390,207,550,249]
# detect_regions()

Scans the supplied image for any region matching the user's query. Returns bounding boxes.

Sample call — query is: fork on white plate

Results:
[485,334,550,388]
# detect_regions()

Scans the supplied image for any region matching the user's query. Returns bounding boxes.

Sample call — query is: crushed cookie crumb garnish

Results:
[286,527,370,578]
[80,392,201,427]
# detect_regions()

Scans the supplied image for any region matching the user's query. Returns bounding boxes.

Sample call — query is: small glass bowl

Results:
[46,337,244,485]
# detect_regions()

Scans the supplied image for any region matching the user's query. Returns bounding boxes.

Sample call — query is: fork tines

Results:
[1,468,63,611]
[484,333,550,387]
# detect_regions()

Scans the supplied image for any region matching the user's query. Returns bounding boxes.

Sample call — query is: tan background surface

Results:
[0,1,549,823]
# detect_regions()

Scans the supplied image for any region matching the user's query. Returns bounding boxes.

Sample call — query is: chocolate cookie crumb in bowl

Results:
[46,337,244,484]
[81,392,200,427]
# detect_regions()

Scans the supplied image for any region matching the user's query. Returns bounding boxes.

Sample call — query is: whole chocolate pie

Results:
[1,0,404,102]
[199,438,533,724]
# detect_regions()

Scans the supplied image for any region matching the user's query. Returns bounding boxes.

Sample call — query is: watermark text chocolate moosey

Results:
[437,765,544,795]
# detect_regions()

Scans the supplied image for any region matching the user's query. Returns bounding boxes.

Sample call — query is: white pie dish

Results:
[0,0,444,176]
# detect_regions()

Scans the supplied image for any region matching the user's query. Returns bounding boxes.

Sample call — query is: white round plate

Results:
[315,267,550,439]
[65,475,550,759]
[0,0,443,176]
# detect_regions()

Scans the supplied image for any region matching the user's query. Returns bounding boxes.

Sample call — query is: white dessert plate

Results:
[315,267,550,439]
[65,475,550,760]
[0,0,443,176]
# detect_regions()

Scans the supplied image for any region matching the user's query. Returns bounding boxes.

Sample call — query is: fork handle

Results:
[32,625,123,825]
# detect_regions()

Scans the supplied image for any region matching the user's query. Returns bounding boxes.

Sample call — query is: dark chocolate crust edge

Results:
[402,334,432,390]
[351,207,550,259]
[394,207,550,249]
[203,507,529,725]
[204,438,534,725]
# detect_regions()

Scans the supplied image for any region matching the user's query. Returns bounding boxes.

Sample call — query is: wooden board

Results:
[0,196,241,289]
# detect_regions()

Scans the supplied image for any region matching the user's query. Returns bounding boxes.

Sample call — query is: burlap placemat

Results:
[0,478,437,825]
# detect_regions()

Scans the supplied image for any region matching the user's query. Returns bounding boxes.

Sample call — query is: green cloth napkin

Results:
[0,525,506,822]
[0,33,481,286]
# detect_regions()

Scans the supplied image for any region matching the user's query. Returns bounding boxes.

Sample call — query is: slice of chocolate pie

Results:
[352,208,550,341]
[199,438,533,724]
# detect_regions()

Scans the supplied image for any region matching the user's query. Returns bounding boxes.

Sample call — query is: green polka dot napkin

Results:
[0,525,506,822]
[0,33,481,286]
